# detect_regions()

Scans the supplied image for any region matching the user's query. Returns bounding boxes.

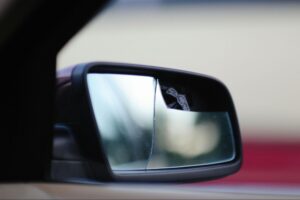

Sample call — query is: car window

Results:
[57,0,300,186]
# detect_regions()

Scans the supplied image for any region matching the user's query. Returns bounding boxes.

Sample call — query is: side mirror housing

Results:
[56,62,242,183]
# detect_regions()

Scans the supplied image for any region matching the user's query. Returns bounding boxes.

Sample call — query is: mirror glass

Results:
[87,74,235,172]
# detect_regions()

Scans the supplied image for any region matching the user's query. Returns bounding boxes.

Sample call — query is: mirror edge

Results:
[71,61,242,183]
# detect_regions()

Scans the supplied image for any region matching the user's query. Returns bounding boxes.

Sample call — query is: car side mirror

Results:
[66,62,242,182]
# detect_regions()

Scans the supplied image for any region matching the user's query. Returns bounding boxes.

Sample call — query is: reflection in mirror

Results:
[149,81,235,169]
[87,74,155,170]
[87,74,235,172]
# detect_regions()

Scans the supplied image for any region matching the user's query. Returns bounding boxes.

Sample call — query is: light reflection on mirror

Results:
[87,74,235,171]
[87,74,155,170]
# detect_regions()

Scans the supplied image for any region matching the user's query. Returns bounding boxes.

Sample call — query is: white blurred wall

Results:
[57,1,300,141]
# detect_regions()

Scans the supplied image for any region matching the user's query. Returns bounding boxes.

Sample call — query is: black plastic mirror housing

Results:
[66,62,242,183]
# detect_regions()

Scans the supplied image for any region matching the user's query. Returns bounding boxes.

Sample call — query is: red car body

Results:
[197,136,300,186]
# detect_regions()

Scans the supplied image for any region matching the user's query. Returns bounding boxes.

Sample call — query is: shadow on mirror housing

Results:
[56,62,242,183]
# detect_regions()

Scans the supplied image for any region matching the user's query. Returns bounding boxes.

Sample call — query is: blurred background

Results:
[57,0,300,186]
